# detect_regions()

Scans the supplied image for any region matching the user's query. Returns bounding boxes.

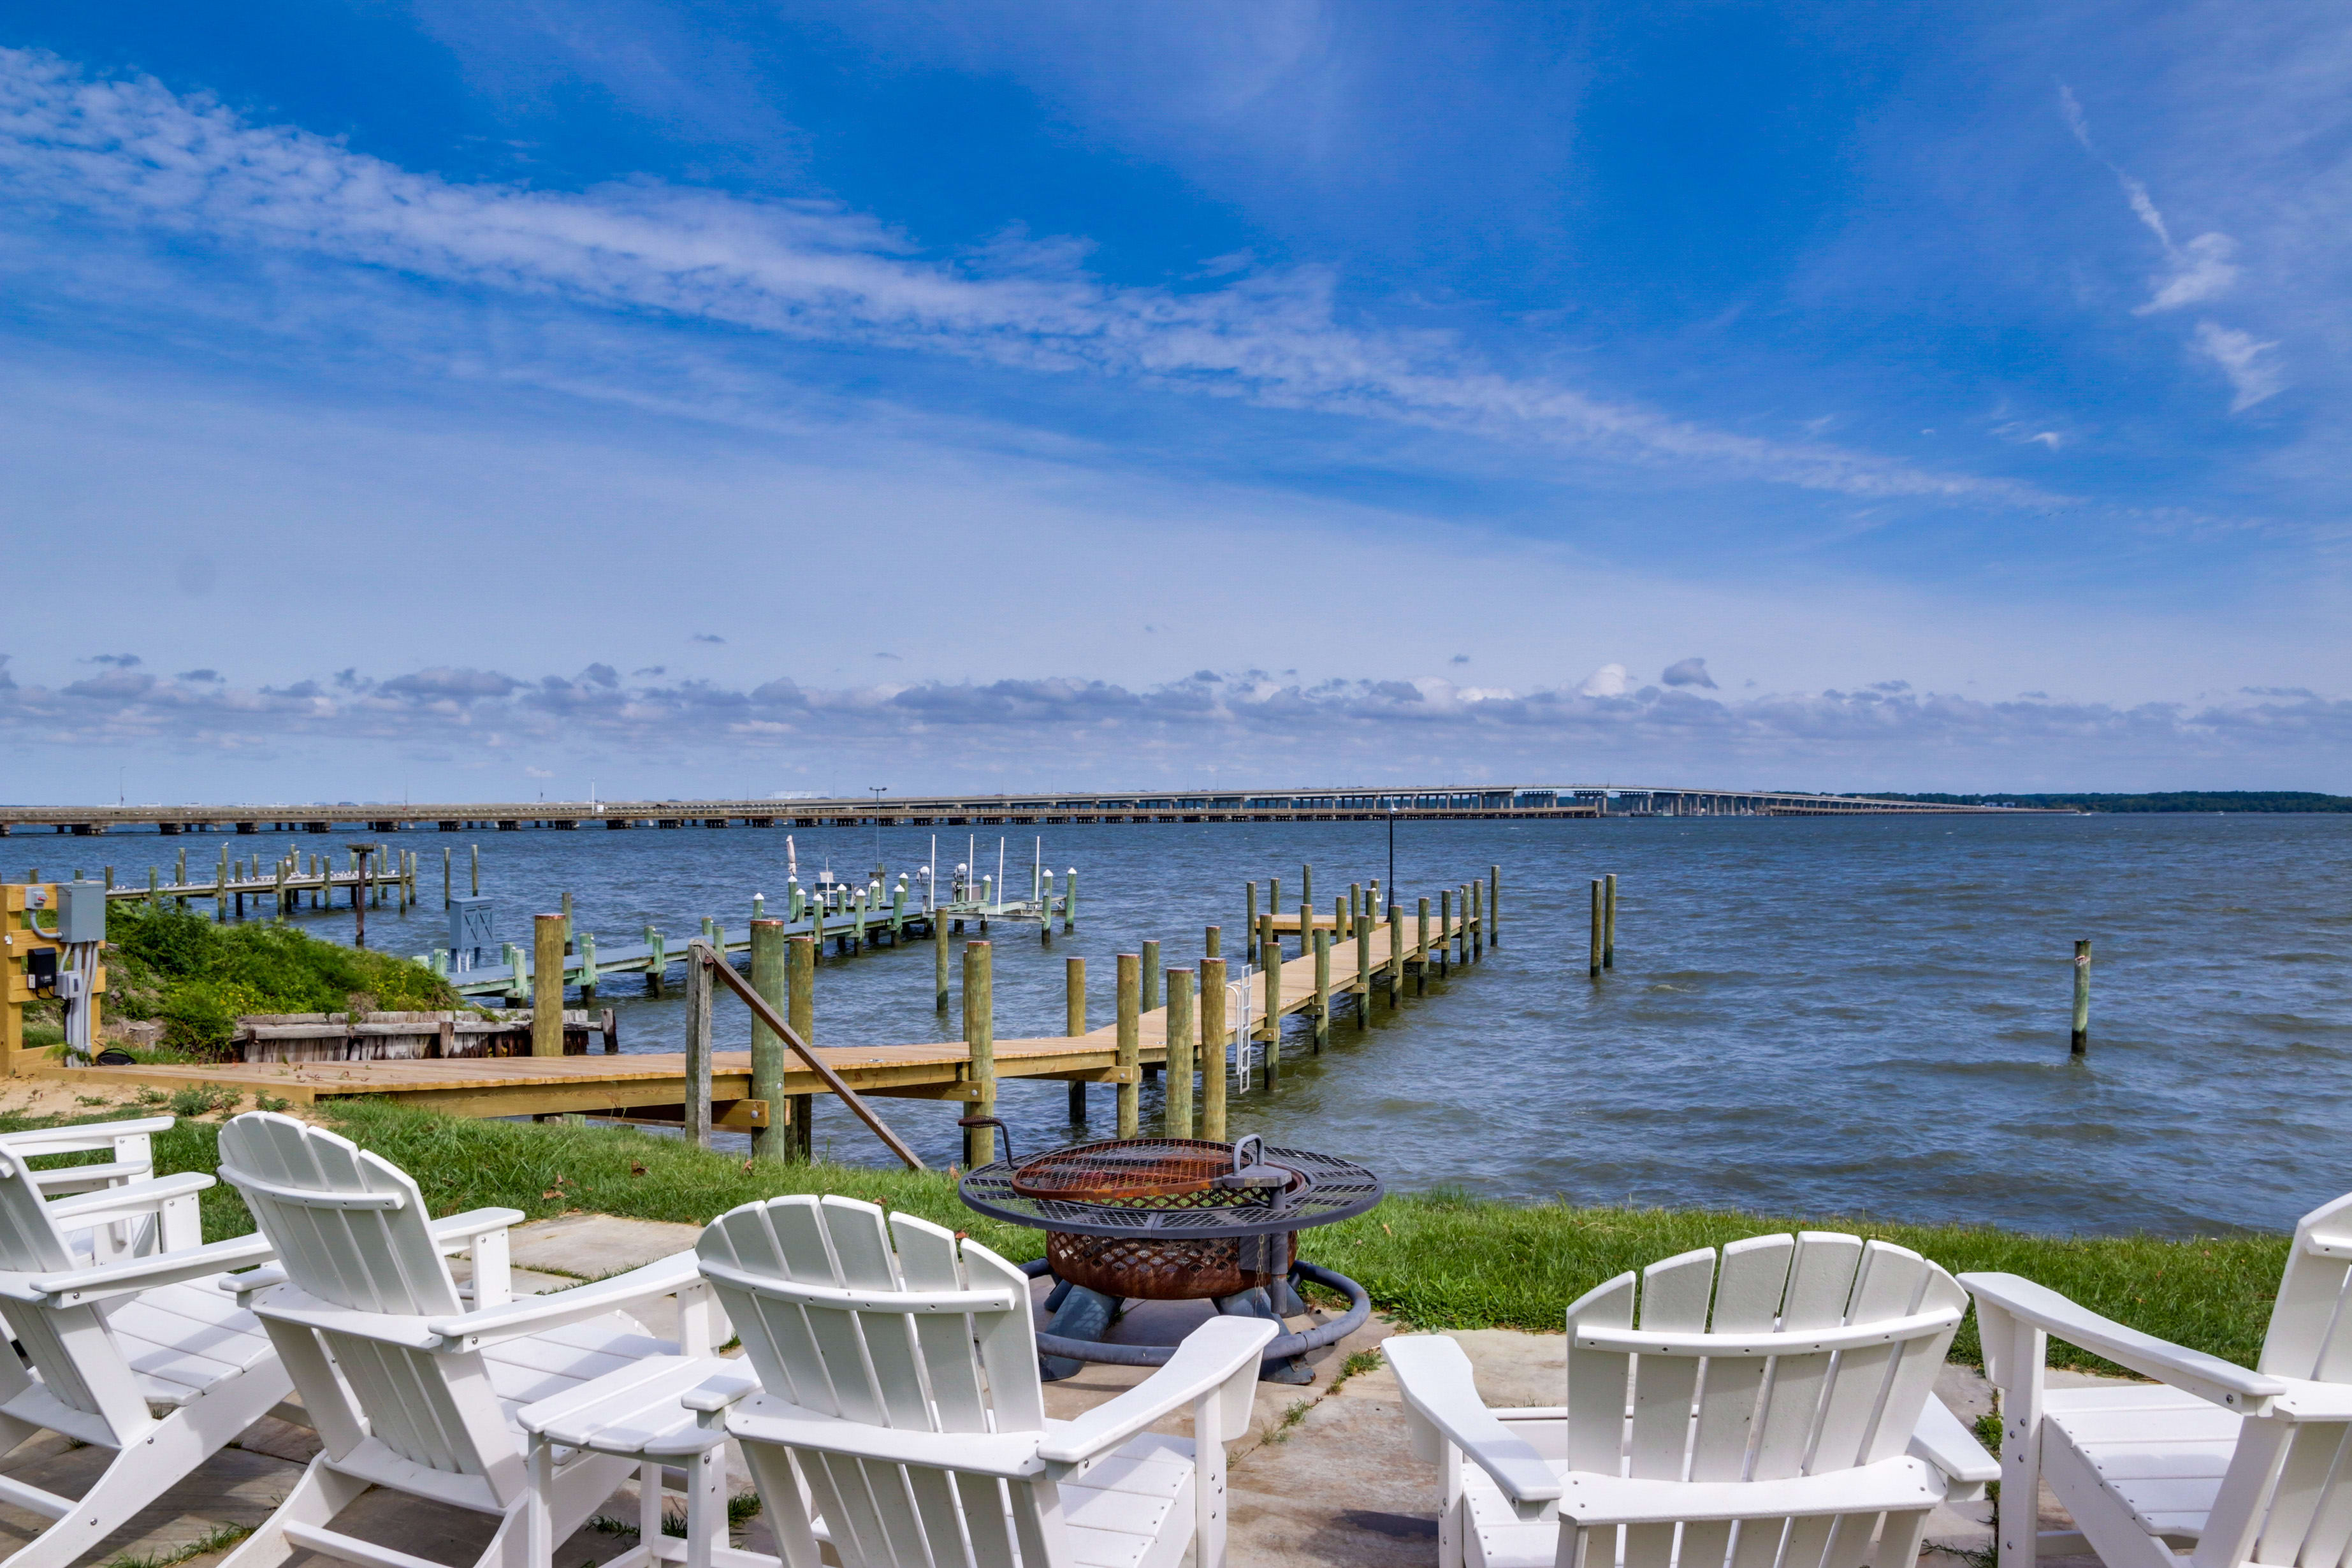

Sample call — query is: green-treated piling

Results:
[1245,882,1259,964]
[1205,924,1221,959]
[1301,864,1313,910]
[1439,889,1452,977]
[1259,916,1281,1086]
[1416,897,1431,995]
[683,938,713,1147]
[470,843,480,898]
[934,903,950,1012]
[1388,904,1404,1003]
[1491,865,1501,948]
[1355,914,1372,1028]
[533,913,565,1057]
[1140,939,1161,1082]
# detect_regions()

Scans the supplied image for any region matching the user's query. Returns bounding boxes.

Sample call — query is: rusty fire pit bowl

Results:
[958,1136,1382,1302]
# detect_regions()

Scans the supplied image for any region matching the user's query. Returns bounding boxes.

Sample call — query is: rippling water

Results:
[92,811,2352,1237]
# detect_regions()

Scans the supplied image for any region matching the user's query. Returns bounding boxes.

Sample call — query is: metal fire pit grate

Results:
[959,1135,1381,1302]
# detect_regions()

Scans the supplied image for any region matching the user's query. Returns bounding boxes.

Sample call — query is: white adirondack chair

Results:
[0,1135,291,1568]
[1391,1231,1999,1568]
[685,1194,1279,1568]
[212,1113,722,1568]
[1963,1189,2352,1568]
[0,1115,191,1261]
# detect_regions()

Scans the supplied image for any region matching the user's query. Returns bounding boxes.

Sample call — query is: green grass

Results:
[95,901,460,1056]
[55,1100,2277,1378]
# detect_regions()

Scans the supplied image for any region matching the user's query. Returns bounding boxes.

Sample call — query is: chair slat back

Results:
[0,1149,145,1429]
[1564,1231,1965,1568]
[217,1114,512,1485]
[700,1196,1049,1568]
[2195,1192,2352,1568]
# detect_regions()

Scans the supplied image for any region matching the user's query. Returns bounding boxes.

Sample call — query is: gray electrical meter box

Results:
[55,882,107,946]
[449,896,495,963]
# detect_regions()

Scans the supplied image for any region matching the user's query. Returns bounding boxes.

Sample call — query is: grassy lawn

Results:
[41,1096,2275,1376]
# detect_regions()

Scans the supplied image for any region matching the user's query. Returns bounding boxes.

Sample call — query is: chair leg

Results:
[4,1364,294,1568]
[217,1456,371,1568]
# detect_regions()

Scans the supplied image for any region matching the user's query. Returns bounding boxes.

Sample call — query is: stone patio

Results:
[0,1213,2110,1568]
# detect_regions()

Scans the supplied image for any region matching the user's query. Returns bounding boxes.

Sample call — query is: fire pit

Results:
[958,1131,1381,1383]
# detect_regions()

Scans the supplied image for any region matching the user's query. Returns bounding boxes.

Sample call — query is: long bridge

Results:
[0,782,2037,836]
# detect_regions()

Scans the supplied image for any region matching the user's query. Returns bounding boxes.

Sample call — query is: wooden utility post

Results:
[1066,956,1087,1123]
[963,942,995,1166]
[749,920,786,1161]
[683,943,713,1147]
[1200,955,1228,1142]
[1165,968,1195,1136]
[532,912,565,1056]
[1312,929,1330,1052]
[787,935,815,1158]
[2072,941,2092,1055]
[1116,953,1141,1136]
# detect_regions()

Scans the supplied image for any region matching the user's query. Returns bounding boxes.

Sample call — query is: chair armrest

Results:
[426,1249,701,1351]
[30,1231,278,1305]
[31,1161,154,1193]
[1036,1316,1277,1464]
[1959,1272,2284,1412]
[252,1294,444,1349]
[1908,1395,1999,1490]
[726,1393,1045,1479]
[1387,1334,1562,1506]
[1559,1456,1944,1527]
[0,1117,174,1154]
[45,1172,213,1226]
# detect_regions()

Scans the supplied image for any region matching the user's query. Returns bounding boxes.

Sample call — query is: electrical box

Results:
[450,896,495,961]
[25,948,57,994]
[55,882,106,946]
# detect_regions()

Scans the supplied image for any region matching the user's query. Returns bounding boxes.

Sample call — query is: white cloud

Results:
[1578,663,1629,697]
[6,660,2351,790]
[2191,321,2285,412]
[0,47,2062,511]
[2137,231,2240,316]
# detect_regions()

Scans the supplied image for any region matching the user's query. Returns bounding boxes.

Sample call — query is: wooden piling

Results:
[746,920,787,1161]
[531,913,565,1056]
[1355,914,1372,1028]
[1301,864,1313,910]
[1063,868,1076,933]
[1268,877,1281,955]
[443,846,451,908]
[1349,883,1361,927]
[1588,880,1602,980]
[1200,955,1228,1142]
[1604,873,1617,969]
[1245,882,1258,964]
[1416,897,1431,994]
[470,843,480,898]
[683,943,713,1148]
[1491,865,1501,948]
[1205,924,1221,959]
[1140,939,1161,1081]
[1439,889,1451,976]
[1312,928,1330,1053]
[1116,952,1141,1136]
[934,900,950,1011]
[1165,969,1196,1136]
[1470,878,1482,960]
[788,935,815,1158]
[2072,940,2091,1055]
[1066,957,1088,1123]
[1388,904,1404,1003]
[1259,918,1281,1086]
[963,941,995,1166]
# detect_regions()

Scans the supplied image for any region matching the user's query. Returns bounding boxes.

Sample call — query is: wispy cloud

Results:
[0,47,2064,510]
[2059,81,2279,416]
[2190,321,2284,412]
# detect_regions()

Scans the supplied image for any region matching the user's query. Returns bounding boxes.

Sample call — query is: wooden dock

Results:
[27,902,1484,1131]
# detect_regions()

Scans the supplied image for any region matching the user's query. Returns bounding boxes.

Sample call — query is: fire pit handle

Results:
[958,1115,1017,1168]
[1212,1133,1289,1194]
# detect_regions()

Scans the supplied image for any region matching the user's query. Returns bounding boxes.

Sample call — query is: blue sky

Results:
[0,2,2345,801]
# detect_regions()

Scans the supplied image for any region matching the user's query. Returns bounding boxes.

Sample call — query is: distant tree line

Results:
[1864,791,2352,813]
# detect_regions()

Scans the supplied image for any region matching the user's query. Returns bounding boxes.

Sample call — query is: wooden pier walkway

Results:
[28,903,1484,1129]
